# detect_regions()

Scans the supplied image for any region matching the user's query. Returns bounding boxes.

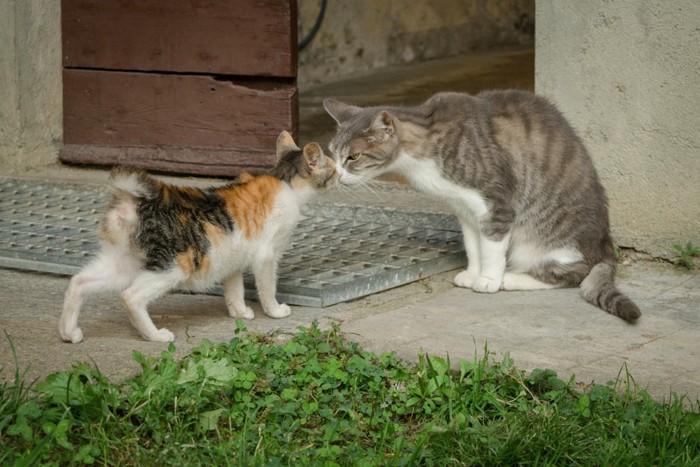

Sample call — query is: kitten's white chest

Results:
[269,186,302,233]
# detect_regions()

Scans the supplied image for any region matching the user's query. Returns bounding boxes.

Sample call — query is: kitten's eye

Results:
[347,153,361,162]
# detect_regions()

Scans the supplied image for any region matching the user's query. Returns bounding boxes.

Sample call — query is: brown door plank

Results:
[60,145,275,176]
[60,69,298,176]
[61,0,297,77]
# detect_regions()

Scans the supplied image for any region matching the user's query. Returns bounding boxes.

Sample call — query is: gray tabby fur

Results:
[324,89,640,321]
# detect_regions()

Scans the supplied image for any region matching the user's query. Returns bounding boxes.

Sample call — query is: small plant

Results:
[2,323,699,465]
[673,241,700,269]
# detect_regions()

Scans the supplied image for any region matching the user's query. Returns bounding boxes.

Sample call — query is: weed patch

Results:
[1,323,699,465]
[674,242,700,269]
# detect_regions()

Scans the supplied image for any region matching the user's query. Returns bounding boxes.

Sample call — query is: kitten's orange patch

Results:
[176,247,195,275]
[160,185,171,203]
[204,222,224,246]
[239,172,255,183]
[217,175,282,240]
[158,183,205,206]
[176,247,211,277]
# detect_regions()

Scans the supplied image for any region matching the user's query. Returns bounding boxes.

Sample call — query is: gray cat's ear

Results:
[323,98,362,124]
[370,111,395,137]
[276,130,300,160]
[303,142,325,170]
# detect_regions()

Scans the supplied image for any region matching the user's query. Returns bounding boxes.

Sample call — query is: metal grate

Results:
[0,177,466,307]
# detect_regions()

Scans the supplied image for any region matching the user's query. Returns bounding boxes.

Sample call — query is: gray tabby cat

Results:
[324,89,640,321]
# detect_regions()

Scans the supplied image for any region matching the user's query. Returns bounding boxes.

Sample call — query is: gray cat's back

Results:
[479,90,612,262]
[425,90,610,257]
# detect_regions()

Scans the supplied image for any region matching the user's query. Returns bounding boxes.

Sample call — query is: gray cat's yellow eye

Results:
[347,153,360,161]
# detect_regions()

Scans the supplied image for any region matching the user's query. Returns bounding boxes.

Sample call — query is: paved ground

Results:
[1,48,698,404]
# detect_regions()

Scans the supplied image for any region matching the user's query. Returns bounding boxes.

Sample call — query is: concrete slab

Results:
[1,260,698,404]
[342,262,699,402]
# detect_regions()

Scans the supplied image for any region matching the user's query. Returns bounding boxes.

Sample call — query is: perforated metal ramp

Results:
[0,177,466,307]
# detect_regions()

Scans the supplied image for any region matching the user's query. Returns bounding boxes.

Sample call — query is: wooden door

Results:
[60,0,298,176]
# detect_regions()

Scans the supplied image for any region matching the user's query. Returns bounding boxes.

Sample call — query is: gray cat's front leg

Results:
[253,257,291,319]
[454,215,482,288]
[471,234,510,293]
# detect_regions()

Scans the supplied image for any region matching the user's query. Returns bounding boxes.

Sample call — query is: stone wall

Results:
[298,0,534,87]
[536,1,700,258]
[0,0,62,173]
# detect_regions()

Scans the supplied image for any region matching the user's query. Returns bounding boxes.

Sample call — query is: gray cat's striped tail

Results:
[580,263,641,322]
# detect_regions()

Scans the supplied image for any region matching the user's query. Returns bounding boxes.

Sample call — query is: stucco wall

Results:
[298,0,534,87]
[0,0,62,173]
[536,1,700,258]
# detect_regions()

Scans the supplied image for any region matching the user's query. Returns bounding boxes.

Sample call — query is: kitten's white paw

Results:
[472,277,501,294]
[264,303,291,319]
[149,328,175,343]
[454,270,478,289]
[61,327,84,344]
[229,305,255,320]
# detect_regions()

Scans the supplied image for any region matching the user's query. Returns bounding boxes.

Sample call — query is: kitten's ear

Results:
[323,98,362,124]
[276,130,300,160]
[370,111,395,137]
[303,142,326,170]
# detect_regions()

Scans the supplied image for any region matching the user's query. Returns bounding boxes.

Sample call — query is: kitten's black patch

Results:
[135,187,234,271]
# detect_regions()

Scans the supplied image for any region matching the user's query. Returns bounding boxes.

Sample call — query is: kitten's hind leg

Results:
[60,253,136,343]
[223,271,255,320]
[121,270,181,342]
[253,257,290,319]
[61,270,102,343]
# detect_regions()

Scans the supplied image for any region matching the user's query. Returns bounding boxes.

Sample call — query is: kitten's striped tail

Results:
[109,166,159,199]
[580,262,641,322]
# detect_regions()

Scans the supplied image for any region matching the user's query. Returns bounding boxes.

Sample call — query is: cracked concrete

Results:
[0,257,697,404]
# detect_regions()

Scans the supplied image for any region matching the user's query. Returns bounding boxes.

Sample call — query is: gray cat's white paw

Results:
[61,327,84,344]
[472,277,501,294]
[264,303,291,319]
[229,305,255,320]
[454,270,477,289]
[149,328,175,343]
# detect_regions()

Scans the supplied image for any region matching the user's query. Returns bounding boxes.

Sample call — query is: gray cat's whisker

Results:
[366,186,385,202]
[354,177,384,201]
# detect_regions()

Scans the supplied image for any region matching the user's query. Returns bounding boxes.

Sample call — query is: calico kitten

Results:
[324,90,641,321]
[59,131,339,343]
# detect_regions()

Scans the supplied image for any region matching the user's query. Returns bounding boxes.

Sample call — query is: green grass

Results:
[674,241,700,270]
[2,322,699,465]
